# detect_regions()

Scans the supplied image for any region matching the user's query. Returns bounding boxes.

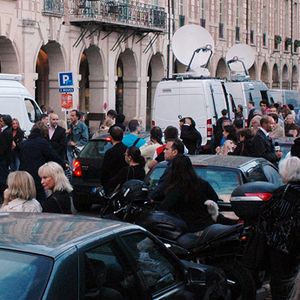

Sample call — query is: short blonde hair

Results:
[7,171,36,200]
[279,157,300,184]
[38,162,73,193]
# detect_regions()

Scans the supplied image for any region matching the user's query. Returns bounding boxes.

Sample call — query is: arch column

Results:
[123,77,140,120]
[89,79,107,112]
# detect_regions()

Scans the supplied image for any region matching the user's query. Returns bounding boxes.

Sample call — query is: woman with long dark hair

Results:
[107,146,146,193]
[10,118,25,171]
[158,155,220,232]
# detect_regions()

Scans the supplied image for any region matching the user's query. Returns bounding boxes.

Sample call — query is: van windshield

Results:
[25,98,42,122]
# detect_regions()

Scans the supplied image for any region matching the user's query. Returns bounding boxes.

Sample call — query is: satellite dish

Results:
[226,44,255,73]
[172,25,215,71]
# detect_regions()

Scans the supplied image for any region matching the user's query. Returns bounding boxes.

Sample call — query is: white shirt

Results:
[0,198,42,212]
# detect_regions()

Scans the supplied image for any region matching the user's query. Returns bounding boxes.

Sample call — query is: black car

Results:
[145,155,282,203]
[72,133,150,211]
[72,135,112,211]
[0,213,229,299]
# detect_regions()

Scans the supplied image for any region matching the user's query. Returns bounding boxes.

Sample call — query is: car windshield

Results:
[79,140,112,159]
[0,250,53,300]
[147,165,241,202]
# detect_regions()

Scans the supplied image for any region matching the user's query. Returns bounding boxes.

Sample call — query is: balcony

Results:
[69,0,167,33]
[43,0,64,17]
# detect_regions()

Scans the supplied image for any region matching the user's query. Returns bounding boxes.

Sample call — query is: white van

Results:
[152,75,234,148]
[224,80,273,119]
[269,89,300,110]
[0,74,42,135]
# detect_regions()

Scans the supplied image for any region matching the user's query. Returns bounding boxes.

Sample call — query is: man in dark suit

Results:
[247,100,256,128]
[0,114,13,199]
[251,115,282,165]
[101,126,127,194]
[48,113,67,161]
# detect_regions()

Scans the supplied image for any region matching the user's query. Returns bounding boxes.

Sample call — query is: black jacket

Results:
[0,127,13,164]
[48,125,67,160]
[12,128,25,153]
[19,130,64,202]
[107,165,145,193]
[101,142,127,192]
[158,178,219,232]
[291,137,300,158]
[251,129,279,165]
[180,125,202,154]
[247,108,255,128]
[42,190,72,214]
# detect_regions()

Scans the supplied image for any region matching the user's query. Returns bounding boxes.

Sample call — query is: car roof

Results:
[155,155,267,169]
[0,213,141,258]
[188,155,266,168]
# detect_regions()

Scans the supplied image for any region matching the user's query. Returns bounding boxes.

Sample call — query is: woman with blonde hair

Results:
[0,171,42,212]
[38,161,73,214]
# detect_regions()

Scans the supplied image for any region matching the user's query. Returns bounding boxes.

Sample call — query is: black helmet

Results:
[120,180,148,205]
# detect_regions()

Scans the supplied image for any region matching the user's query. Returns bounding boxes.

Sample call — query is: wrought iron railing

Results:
[69,0,166,31]
[43,0,64,17]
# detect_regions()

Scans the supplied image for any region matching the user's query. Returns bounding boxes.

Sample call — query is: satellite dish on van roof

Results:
[226,44,255,73]
[172,25,215,71]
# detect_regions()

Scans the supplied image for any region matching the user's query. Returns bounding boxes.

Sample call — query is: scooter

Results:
[100,180,257,300]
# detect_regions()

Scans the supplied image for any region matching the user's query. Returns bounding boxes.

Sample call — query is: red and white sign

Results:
[61,94,73,110]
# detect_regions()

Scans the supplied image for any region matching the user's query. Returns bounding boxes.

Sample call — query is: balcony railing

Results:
[69,0,166,31]
[43,0,64,17]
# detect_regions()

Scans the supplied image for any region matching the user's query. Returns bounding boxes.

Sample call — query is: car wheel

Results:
[73,195,92,212]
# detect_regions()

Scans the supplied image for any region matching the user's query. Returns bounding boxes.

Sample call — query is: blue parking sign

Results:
[58,72,73,87]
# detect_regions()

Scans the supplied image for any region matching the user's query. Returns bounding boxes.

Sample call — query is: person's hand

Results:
[69,141,76,147]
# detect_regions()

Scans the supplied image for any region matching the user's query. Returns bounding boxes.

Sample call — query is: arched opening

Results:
[79,46,104,113]
[260,62,269,86]
[292,65,298,90]
[215,58,227,78]
[35,42,65,115]
[116,59,124,114]
[272,64,279,88]
[147,53,164,130]
[116,49,138,120]
[36,48,49,107]
[0,36,19,73]
[282,64,289,89]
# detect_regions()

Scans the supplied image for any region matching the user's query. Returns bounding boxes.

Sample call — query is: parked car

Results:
[72,133,150,212]
[0,213,229,300]
[145,155,282,203]
[72,134,112,211]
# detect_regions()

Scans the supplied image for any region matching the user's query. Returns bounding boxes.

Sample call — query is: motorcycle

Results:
[99,180,257,300]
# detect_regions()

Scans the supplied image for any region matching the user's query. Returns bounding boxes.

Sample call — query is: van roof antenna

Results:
[227,56,248,76]
[186,44,213,72]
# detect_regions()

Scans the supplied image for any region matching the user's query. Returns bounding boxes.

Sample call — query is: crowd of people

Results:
[0,101,300,299]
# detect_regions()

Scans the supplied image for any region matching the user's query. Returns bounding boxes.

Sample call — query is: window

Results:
[262,164,282,187]
[84,241,140,300]
[24,98,42,123]
[79,140,112,158]
[246,166,267,182]
[121,232,183,296]
[0,250,52,300]
[195,167,241,201]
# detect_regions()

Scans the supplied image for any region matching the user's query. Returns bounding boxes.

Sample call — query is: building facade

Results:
[0,0,299,128]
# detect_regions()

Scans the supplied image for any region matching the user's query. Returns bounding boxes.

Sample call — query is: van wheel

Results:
[73,196,92,212]
[214,260,256,300]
